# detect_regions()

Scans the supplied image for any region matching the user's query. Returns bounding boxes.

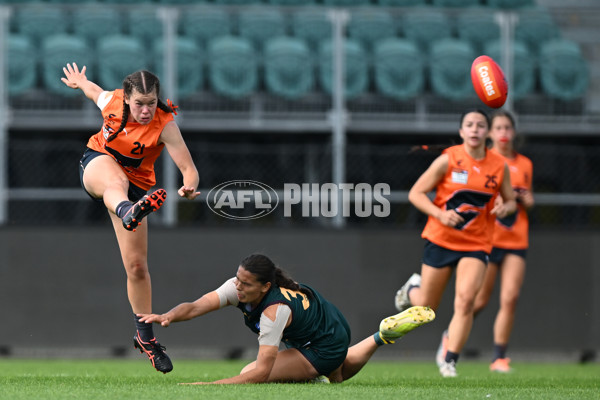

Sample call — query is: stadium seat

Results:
[456,7,500,54]
[157,0,207,3]
[515,7,560,53]
[15,4,68,44]
[292,9,332,51]
[6,34,37,96]
[264,36,314,100]
[402,8,452,53]
[72,4,124,46]
[373,38,424,101]
[376,0,427,6]
[348,9,396,52]
[431,0,480,6]
[181,5,232,47]
[318,39,368,99]
[207,36,258,99]
[45,0,96,3]
[103,0,153,3]
[539,39,589,101]
[239,7,287,52]
[213,0,260,4]
[487,0,535,8]
[322,0,370,6]
[266,0,316,4]
[97,35,150,90]
[128,7,161,42]
[153,37,203,99]
[41,35,94,97]
[484,40,535,100]
[429,38,476,101]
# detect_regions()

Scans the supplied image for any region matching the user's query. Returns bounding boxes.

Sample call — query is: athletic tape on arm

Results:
[215,277,239,308]
[258,305,291,347]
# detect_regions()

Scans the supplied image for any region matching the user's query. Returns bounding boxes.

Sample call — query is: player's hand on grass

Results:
[137,313,171,327]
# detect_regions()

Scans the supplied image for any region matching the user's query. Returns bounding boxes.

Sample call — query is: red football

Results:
[471,55,508,109]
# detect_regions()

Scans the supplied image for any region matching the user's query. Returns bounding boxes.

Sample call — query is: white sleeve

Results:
[96,91,113,110]
[215,277,238,308]
[258,305,291,347]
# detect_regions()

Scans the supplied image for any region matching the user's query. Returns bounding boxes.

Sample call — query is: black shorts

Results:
[489,247,527,265]
[422,240,489,268]
[79,148,147,203]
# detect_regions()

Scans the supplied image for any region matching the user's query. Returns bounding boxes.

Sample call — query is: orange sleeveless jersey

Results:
[491,149,533,250]
[86,89,174,190]
[421,145,507,253]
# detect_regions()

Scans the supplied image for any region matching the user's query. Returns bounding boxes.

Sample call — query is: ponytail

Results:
[240,254,312,298]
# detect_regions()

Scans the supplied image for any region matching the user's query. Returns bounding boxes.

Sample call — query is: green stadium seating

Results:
[103,0,152,3]
[432,0,480,6]
[6,34,37,96]
[72,4,124,46]
[41,34,94,97]
[376,0,427,6]
[213,0,260,4]
[402,8,452,52]
[374,38,424,101]
[456,7,500,54]
[45,0,97,5]
[15,4,68,44]
[157,0,205,4]
[429,38,476,101]
[539,39,589,101]
[484,40,535,100]
[264,36,313,100]
[97,35,149,90]
[348,9,396,51]
[128,7,161,41]
[487,0,535,9]
[266,0,316,5]
[239,7,287,51]
[318,39,368,99]
[292,9,331,51]
[153,37,203,99]
[181,5,232,47]
[322,0,370,6]
[207,36,258,99]
[515,7,561,54]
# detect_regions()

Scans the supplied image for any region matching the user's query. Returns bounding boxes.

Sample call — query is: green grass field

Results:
[0,359,598,400]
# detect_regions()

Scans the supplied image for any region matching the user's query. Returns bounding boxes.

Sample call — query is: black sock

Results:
[445,351,459,364]
[134,314,155,342]
[493,344,507,361]
[116,201,133,219]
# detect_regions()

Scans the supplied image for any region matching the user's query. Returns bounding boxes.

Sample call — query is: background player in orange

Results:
[62,63,200,373]
[473,111,534,372]
[394,109,517,377]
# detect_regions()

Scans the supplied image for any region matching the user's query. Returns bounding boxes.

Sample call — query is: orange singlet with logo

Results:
[490,149,533,250]
[421,145,507,254]
[86,89,174,190]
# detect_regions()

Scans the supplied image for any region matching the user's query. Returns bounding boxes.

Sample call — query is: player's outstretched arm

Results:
[61,62,104,104]
[137,291,222,327]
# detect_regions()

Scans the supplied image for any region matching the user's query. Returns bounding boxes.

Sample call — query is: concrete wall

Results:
[1,227,598,361]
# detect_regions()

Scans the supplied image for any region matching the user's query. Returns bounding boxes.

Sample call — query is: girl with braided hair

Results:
[62,63,200,374]
[138,254,435,384]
